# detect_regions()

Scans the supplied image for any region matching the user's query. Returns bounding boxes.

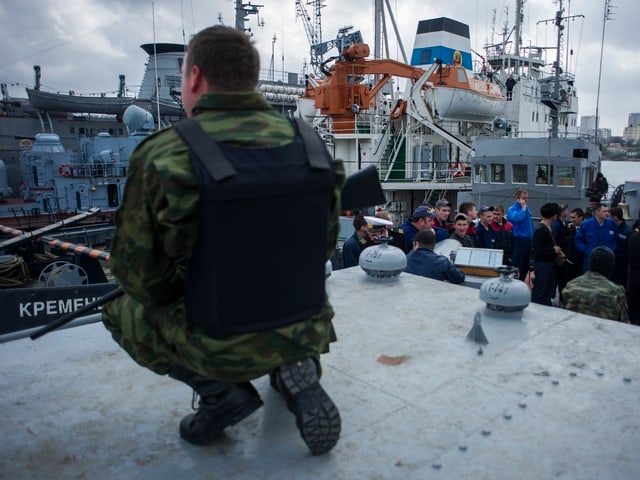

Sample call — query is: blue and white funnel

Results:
[410,17,472,70]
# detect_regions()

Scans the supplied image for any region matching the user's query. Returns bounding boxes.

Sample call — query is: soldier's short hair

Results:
[413,229,435,247]
[186,26,260,92]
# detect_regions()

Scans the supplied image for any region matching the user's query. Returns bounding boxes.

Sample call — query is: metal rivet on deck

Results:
[482,430,491,436]
[458,445,467,452]
[519,402,527,409]
[536,391,543,396]
[432,463,442,470]
[596,372,604,377]
[551,380,559,385]
[569,372,577,377]
[624,377,632,383]
[503,413,512,420]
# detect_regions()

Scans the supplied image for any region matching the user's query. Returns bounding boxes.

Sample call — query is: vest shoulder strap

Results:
[173,119,236,181]
[289,118,332,170]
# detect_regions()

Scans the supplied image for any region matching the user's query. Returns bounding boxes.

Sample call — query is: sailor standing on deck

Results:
[507,188,534,281]
[505,75,516,100]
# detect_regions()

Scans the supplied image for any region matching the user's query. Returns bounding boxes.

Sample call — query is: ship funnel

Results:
[123,105,155,134]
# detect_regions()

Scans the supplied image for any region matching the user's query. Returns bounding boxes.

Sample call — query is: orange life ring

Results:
[59,163,73,177]
[450,162,464,177]
[19,139,33,148]
[452,50,462,66]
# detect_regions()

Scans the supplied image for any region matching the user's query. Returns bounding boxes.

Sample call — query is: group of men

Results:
[503,188,637,324]
[342,187,639,326]
[341,201,466,284]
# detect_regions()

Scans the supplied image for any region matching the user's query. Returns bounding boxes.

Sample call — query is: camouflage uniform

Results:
[562,271,629,323]
[102,93,345,382]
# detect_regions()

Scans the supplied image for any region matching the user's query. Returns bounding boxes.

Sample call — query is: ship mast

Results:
[514,0,524,59]
[594,0,615,144]
[234,0,264,33]
[538,0,582,138]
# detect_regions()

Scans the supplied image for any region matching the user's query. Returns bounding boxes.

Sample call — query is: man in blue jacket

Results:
[398,206,447,252]
[405,229,465,284]
[574,202,618,272]
[507,189,534,281]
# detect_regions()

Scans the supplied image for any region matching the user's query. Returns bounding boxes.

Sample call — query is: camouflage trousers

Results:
[102,294,336,382]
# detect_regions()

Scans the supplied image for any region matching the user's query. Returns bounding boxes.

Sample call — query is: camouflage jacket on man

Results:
[562,271,629,323]
[102,93,345,381]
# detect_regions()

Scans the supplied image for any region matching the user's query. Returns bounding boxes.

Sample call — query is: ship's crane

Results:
[295,0,326,75]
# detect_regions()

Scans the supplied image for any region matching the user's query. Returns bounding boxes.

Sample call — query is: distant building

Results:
[623,125,640,142]
[599,128,611,140]
[580,115,610,140]
[580,115,597,136]
[628,113,640,127]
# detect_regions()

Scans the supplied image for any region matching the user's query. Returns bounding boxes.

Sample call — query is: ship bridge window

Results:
[473,164,488,183]
[556,166,576,186]
[490,163,505,183]
[457,69,467,83]
[535,164,553,185]
[512,164,528,184]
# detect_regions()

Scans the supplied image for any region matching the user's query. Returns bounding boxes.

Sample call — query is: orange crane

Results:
[310,43,427,133]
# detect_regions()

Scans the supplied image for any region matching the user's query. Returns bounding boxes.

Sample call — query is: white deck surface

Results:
[1,267,639,479]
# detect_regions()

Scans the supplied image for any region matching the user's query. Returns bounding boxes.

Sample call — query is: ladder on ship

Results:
[34,110,54,133]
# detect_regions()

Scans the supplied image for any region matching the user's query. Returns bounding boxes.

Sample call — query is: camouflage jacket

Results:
[562,271,629,323]
[103,93,345,380]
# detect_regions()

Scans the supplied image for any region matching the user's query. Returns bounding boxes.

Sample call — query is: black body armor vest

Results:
[173,118,335,338]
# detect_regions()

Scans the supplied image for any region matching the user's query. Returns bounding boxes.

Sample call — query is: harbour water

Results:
[601,160,640,190]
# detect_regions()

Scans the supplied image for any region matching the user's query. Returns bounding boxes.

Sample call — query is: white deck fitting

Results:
[1,267,639,479]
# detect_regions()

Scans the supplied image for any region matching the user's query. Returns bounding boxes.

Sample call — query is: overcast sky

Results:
[0,0,636,136]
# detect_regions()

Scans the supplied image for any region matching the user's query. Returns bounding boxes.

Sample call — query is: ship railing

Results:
[65,162,128,180]
[339,153,470,186]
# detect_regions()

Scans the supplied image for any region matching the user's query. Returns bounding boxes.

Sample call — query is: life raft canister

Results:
[58,163,73,177]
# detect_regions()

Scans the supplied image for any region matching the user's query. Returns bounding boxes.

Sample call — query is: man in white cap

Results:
[362,215,393,248]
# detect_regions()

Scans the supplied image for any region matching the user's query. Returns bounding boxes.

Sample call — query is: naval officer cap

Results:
[364,215,393,231]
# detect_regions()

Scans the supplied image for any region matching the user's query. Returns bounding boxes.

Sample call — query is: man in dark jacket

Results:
[610,206,632,287]
[405,229,465,284]
[342,215,368,268]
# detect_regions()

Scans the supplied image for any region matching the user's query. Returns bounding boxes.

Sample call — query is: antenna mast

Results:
[595,0,615,144]
[235,0,264,34]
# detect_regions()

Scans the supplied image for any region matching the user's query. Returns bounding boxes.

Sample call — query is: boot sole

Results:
[277,358,341,455]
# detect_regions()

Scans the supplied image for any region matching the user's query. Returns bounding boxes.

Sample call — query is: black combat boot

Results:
[169,365,263,445]
[272,358,341,455]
